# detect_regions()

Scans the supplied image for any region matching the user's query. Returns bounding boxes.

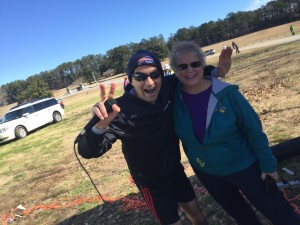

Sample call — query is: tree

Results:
[4,80,27,104]
[106,45,131,75]
[138,35,168,60]
[0,86,8,106]
[40,71,62,90]
[127,42,140,55]
[55,62,76,87]
[80,54,106,80]
[81,66,95,84]
[17,76,52,103]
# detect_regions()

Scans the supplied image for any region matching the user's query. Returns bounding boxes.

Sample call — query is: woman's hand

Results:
[261,171,279,181]
[217,47,233,77]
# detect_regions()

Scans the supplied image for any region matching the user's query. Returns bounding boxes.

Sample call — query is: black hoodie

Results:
[78,67,214,186]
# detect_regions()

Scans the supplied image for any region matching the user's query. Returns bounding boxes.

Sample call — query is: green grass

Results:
[12,173,24,181]
[78,202,99,213]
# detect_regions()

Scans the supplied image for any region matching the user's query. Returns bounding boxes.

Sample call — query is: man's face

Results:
[131,65,162,104]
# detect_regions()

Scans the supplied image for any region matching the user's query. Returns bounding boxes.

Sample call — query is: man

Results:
[78,48,232,225]
[232,41,240,53]
[290,25,295,35]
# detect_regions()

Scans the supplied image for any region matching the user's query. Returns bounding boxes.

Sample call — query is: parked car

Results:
[0,97,64,143]
[204,49,216,56]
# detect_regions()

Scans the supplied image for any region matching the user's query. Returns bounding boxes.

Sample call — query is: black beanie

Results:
[127,50,163,82]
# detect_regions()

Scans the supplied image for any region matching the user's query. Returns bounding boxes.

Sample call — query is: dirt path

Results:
[204,34,300,59]
[241,34,300,50]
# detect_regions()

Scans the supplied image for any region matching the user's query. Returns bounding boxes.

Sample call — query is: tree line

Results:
[1,0,299,106]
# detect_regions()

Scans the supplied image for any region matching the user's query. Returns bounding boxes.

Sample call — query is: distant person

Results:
[232,41,240,53]
[290,25,295,35]
[163,63,172,76]
[123,77,129,90]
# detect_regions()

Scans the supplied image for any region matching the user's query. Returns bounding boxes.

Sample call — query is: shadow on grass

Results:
[56,192,159,225]
[56,174,237,225]
[57,136,300,225]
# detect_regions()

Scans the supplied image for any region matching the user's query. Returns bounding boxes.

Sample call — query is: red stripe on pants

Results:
[141,186,161,224]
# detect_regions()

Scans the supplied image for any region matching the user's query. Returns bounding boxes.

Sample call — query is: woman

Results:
[170,41,300,225]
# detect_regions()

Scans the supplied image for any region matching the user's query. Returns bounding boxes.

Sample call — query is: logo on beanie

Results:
[137,56,154,66]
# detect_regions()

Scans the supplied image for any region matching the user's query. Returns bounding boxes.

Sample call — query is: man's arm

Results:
[78,128,117,159]
[77,82,120,159]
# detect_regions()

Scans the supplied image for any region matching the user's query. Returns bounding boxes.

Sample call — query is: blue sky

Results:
[0,0,272,86]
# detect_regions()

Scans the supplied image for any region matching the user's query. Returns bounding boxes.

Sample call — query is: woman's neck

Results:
[182,79,212,94]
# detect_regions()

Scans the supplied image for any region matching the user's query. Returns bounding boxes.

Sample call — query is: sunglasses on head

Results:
[132,71,161,81]
[176,61,202,70]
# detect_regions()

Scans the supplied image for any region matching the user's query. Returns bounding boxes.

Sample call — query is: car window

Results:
[22,106,35,115]
[43,99,58,107]
[33,102,45,111]
[3,109,23,122]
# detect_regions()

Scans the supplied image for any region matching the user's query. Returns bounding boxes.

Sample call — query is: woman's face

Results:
[174,52,204,89]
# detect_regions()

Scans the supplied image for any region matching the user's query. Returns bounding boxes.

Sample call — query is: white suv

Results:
[0,98,64,143]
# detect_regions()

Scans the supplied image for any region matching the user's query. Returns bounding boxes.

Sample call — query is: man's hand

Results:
[93,83,120,129]
[217,47,233,77]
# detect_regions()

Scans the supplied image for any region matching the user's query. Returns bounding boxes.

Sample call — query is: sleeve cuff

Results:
[211,68,218,77]
[92,126,108,135]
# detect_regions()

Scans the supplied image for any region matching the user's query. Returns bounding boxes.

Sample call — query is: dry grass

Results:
[203,20,300,52]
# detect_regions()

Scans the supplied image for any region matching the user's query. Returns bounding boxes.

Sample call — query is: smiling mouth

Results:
[184,74,197,79]
[144,88,156,94]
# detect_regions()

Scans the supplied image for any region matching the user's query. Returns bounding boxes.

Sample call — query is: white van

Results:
[0,98,64,143]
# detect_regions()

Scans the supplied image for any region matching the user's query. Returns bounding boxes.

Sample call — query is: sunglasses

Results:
[132,71,161,81]
[176,61,202,70]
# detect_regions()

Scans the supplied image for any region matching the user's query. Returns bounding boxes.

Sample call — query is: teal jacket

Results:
[173,77,277,176]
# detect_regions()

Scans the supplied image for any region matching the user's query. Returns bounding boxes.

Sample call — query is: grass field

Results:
[0,22,300,225]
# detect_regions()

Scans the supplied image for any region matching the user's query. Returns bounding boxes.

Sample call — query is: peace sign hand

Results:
[93,82,120,129]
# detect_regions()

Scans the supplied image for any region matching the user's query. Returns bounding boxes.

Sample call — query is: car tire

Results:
[53,111,62,122]
[15,126,28,139]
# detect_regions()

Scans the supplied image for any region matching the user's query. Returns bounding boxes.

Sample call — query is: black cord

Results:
[73,142,121,224]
